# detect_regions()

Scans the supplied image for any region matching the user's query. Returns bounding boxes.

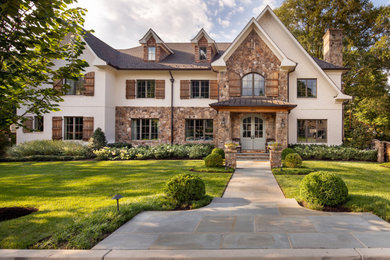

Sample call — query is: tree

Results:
[0,0,89,133]
[88,128,107,150]
[275,0,390,142]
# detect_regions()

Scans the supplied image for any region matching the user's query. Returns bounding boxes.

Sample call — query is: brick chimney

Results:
[323,29,343,67]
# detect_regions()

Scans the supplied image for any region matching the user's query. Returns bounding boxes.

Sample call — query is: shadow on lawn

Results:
[345,194,390,222]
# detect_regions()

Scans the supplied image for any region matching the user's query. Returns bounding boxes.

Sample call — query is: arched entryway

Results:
[240,114,266,150]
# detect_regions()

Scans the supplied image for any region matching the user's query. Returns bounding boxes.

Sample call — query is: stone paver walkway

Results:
[93,161,390,250]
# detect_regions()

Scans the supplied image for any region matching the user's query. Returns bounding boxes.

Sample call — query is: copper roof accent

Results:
[210,98,297,108]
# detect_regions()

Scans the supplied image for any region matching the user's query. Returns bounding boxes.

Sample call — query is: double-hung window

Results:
[64,78,84,95]
[185,119,213,141]
[132,119,158,140]
[148,47,156,61]
[199,47,207,61]
[297,79,317,97]
[137,80,155,98]
[64,117,83,140]
[297,119,327,143]
[191,80,209,98]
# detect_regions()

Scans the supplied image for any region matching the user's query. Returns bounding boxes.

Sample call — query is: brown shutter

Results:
[155,80,165,99]
[82,117,94,141]
[52,117,63,140]
[228,72,241,97]
[180,80,190,99]
[23,116,33,133]
[53,79,63,91]
[210,80,218,99]
[83,72,95,96]
[266,72,279,97]
[126,80,136,99]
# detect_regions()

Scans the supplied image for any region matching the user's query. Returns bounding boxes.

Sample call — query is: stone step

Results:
[237,153,270,156]
[236,158,270,161]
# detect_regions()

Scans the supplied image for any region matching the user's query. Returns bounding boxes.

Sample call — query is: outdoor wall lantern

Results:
[221,117,226,127]
[112,194,123,212]
[281,119,285,129]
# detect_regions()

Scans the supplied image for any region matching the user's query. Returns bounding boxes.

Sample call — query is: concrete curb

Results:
[1,248,390,260]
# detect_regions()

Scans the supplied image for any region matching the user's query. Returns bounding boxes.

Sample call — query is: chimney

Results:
[323,29,343,67]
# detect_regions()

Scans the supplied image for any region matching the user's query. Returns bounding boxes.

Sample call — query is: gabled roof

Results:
[139,28,174,54]
[191,28,219,53]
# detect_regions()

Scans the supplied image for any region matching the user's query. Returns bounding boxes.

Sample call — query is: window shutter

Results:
[266,72,279,97]
[82,117,94,141]
[210,80,218,99]
[53,79,63,91]
[83,72,95,96]
[23,116,33,133]
[180,80,190,99]
[126,80,136,99]
[155,80,165,99]
[228,72,241,97]
[52,117,63,140]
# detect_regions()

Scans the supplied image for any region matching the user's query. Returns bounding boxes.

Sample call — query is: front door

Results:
[241,115,266,150]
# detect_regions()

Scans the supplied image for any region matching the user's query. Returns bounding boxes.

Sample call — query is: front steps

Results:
[236,152,270,161]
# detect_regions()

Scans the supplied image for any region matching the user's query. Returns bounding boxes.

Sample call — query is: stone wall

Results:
[275,112,288,149]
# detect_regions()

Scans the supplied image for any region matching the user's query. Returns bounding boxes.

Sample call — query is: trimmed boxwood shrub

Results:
[204,153,223,167]
[284,153,302,168]
[165,174,206,207]
[281,148,295,160]
[211,147,225,159]
[300,171,348,208]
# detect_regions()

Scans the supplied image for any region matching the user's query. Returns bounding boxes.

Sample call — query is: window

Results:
[297,119,327,143]
[64,117,83,140]
[64,78,84,95]
[242,73,265,97]
[191,80,209,98]
[137,80,155,98]
[297,79,317,97]
[185,119,213,141]
[132,119,158,140]
[199,47,207,61]
[148,47,156,60]
[33,116,44,132]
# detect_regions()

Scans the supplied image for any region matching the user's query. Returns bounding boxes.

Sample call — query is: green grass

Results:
[0,160,232,249]
[272,167,315,175]
[274,161,390,221]
[191,165,235,173]
[381,162,390,168]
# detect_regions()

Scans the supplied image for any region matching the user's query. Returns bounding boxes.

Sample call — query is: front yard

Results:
[0,160,232,249]
[275,161,390,222]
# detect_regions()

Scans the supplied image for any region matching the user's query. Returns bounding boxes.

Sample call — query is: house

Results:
[17,6,351,151]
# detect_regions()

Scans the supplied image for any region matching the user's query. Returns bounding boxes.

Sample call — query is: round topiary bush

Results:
[284,153,303,168]
[204,153,223,167]
[211,147,225,159]
[281,148,296,160]
[300,171,348,207]
[165,174,206,206]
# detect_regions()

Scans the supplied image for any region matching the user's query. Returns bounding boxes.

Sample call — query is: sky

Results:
[74,0,390,49]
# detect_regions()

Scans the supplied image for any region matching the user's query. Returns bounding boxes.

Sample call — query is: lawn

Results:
[274,161,390,222]
[0,160,232,249]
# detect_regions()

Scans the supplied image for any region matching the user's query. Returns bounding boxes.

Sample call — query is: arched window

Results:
[242,73,265,97]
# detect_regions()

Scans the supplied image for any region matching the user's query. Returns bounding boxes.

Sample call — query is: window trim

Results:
[297,78,317,98]
[136,80,156,98]
[148,46,156,61]
[241,72,265,97]
[185,119,214,141]
[297,119,327,143]
[190,80,210,99]
[199,46,207,61]
[64,116,83,140]
[131,118,159,140]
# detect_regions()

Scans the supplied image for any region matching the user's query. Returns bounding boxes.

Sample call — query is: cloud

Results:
[218,0,236,8]
[218,18,230,28]
[252,0,278,15]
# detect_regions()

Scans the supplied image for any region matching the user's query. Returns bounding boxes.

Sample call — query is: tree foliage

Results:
[275,0,390,142]
[0,0,89,132]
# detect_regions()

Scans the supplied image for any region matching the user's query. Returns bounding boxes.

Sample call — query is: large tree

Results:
[0,0,89,133]
[275,0,390,144]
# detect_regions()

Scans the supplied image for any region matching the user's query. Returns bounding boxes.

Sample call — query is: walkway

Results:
[93,161,390,250]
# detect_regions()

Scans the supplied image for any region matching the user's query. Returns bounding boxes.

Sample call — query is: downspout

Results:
[169,70,174,144]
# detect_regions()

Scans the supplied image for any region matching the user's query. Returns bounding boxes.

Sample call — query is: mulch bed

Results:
[0,207,38,221]
[299,201,351,212]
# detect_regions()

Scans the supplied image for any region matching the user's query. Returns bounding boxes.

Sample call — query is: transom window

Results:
[185,119,213,141]
[148,47,156,60]
[132,119,158,140]
[199,47,207,61]
[242,73,265,97]
[297,119,327,143]
[297,79,317,97]
[137,80,155,98]
[64,78,83,95]
[64,117,83,140]
[191,80,209,98]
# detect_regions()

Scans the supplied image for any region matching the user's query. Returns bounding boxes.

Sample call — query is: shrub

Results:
[211,147,225,159]
[107,142,132,149]
[300,171,348,208]
[281,148,295,160]
[204,153,223,167]
[88,128,107,150]
[284,153,302,168]
[188,144,214,159]
[165,174,206,207]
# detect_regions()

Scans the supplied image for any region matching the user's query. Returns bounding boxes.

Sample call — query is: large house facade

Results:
[17,6,351,151]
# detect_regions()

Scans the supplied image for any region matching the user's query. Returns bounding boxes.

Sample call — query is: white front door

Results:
[241,115,266,150]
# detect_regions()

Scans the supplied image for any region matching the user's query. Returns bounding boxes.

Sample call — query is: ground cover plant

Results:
[0,160,232,249]
[274,161,390,221]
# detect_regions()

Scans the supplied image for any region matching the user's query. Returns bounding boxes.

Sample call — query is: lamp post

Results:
[112,194,123,212]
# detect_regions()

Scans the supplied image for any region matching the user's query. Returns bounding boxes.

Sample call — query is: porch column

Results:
[217,111,231,148]
[275,111,288,149]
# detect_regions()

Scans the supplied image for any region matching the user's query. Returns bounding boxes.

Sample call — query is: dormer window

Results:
[199,47,207,61]
[148,47,156,61]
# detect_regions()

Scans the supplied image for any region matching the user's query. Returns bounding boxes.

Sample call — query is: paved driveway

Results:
[93,161,390,250]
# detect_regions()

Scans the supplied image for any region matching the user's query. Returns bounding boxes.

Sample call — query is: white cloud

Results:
[218,18,230,28]
[252,0,277,15]
[218,0,236,8]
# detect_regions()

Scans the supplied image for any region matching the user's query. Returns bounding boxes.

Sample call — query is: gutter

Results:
[169,70,175,144]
